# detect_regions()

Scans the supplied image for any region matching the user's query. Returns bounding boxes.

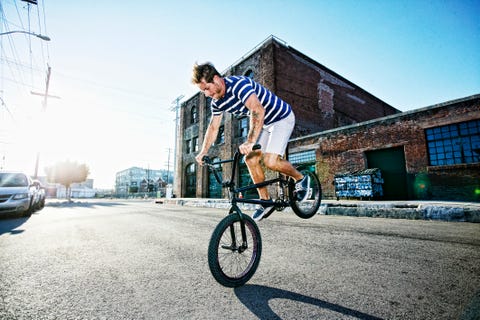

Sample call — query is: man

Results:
[192,62,309,221]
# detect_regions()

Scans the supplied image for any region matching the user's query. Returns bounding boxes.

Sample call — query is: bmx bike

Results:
[203,145,322,287]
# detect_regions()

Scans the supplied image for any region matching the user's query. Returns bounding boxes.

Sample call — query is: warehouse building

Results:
[174,36,479,202]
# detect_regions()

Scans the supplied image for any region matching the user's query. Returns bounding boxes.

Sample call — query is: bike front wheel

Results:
[208,213,262,287]
[289,170,322,219]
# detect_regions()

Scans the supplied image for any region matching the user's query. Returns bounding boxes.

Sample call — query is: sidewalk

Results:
[159,198,480,223]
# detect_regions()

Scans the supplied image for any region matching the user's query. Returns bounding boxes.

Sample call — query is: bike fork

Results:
[225,205,248,253]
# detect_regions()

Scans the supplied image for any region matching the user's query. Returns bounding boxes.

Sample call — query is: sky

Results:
[0,0,479,189]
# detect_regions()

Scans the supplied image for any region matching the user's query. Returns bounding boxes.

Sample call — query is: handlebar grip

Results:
[252,144,261,151]
[202,155,211,164]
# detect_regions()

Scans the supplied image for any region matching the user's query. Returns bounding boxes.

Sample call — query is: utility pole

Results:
[31,64,59,178]
[165,148,173,185]
[170,95,184,191]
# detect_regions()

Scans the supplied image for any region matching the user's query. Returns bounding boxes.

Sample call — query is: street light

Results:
[0,30,51,41]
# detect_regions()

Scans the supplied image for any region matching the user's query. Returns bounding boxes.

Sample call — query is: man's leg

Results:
[244,150,270,200]
[263,153,303,181]
[260,112,310,201]
[264,153,310,201]
[245,151,275,221]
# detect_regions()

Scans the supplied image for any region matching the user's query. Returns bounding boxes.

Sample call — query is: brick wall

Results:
[271,42,400,138]
[290,96,480,201]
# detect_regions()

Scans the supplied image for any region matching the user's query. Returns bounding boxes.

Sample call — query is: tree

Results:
[45,160,90,201]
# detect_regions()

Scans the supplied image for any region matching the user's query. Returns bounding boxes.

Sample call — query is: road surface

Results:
[0,200,479,319]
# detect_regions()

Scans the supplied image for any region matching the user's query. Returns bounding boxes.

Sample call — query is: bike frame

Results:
[205,148,291,221]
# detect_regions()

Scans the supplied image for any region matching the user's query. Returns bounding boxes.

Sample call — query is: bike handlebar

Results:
[202,155,211,165]
[252,144,262,151]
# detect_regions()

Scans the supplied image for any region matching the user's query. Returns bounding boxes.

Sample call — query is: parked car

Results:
[32,179,46,211]
[0,172,36,218]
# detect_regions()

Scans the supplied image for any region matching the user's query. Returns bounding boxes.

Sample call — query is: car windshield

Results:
[0,173,29,187]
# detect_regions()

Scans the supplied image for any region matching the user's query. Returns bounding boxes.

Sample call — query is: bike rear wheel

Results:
[289,170,322,219]
[208,214,262,287]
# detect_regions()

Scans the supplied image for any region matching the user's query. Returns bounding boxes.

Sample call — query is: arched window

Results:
[185,163,196,197]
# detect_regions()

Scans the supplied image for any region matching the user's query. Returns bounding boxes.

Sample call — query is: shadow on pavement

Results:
[0,216,29,236]
[0,201,127,236]
[234,284,383,320]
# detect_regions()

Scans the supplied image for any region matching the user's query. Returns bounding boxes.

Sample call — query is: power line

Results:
[0,96,15,120]
[0,0,50,93]
[52,69,171,104]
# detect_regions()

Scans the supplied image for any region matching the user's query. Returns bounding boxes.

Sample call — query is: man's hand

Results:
[195,152,207,166]
[239,141,256,155]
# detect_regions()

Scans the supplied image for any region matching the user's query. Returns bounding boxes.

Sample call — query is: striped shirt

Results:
[211,76,292,126]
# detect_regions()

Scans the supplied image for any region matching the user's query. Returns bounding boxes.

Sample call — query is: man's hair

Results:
[191,62,221,84]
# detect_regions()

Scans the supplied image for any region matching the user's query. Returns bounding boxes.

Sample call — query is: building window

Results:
[185,163,196,197]
[208,157,223,198]
[186,139,191,153]
[245,69,254,79]
[426,119,480,166]
[289,150,316,165]
[288,150,317,175]
[215,125,225,145]
[206,102,212,124]
[239,161,257,199]
[238,117,248,138]
[192,136,199,152]
[191,106,198,124]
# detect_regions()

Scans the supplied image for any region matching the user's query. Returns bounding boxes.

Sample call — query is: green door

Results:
[366,147,408,200]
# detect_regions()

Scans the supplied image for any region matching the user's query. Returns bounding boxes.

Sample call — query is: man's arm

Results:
[239,94,265,154]
[195,114,223,165]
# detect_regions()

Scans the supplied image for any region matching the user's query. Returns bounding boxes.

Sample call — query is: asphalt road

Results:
[0,200,479,320]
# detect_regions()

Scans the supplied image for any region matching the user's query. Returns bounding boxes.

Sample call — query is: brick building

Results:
[174,36,479,202]
[290,95,480,201]
[174,36,400,199]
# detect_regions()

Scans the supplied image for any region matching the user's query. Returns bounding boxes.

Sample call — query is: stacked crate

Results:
[334,168,384,200]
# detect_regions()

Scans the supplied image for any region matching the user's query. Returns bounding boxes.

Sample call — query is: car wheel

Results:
[23,198,34,217]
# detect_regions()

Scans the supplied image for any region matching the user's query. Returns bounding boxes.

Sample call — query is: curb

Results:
[159,198,480,223]
[321,202,480,222]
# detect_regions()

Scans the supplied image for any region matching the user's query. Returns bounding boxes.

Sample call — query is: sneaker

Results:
[252,199,274,222]
[295,175,310,202]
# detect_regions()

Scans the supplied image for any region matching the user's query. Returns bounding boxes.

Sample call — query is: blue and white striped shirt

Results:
[211,76,292,126]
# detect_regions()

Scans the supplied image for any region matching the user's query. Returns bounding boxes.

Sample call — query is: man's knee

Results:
[244,152,261,167]
[263,154,280,171]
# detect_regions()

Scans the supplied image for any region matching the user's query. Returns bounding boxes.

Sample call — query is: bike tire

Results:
[289,170,322,219]
[208,214,262,287]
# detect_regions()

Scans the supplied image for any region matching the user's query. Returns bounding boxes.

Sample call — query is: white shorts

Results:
[257,112,295,156]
